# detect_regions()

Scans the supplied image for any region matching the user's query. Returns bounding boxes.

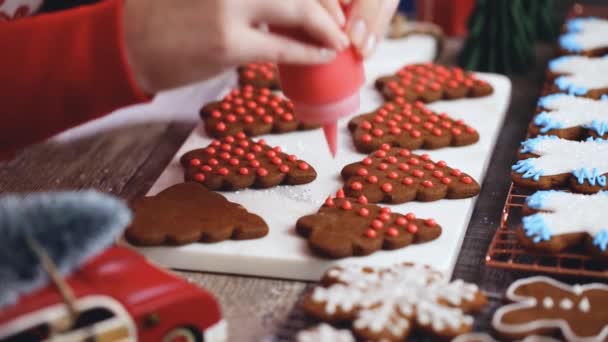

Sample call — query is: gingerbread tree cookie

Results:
[517,190,608,258]
[529,94,608,140]
[375,63,493,103]
[125,182,268,245]
[180,133,316,191]
[341,144,480,204]
[200,85,317,138]
[492,276,608,341]
[237,62,280,90]
[547,56,608,98]
[296,190,441,258]
[512,136,608,193]
[302,263,487,341]
[349,99,479,153]
[559,17,608,56]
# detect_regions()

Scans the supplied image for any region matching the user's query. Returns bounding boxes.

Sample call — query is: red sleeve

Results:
[0,0,150,160]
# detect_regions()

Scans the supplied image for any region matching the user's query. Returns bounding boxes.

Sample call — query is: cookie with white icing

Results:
[516,190,608,259]
[529,94,608,140]
[559,17,608,57]
[302,263,486,341]
[296,324,355,342]
[547,55,608,99]
[512,136,608,193]
[492,276,608,341]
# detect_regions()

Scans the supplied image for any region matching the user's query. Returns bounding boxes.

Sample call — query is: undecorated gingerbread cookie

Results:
[302,263,486,341]
[180,133,316,191]
[375,63,493,103]
[341,144,480,204]
[492,276,608,341]
[529,94,608,140]
[559,17,608,57]
[237,62,280,90]
[200,86,317,138]
[348,99,479,153]
[296,190,441,258]
[517,190,608,259]
[547,55,608,98]
[125,182,268,245]
[512,136,608,193]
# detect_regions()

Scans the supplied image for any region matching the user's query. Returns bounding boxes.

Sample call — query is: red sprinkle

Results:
[407,224,419,234]
[425,218,436,227]
[367,176,378,184]
[396,217,408,226]
[359,208,370,217]
[375,150,387,158]
[208,158,219,166]
[217,167,229,176]
[406,213,416,220]
[362,158,373,166]
[361,134,373,143]
[201,165,212,172]
[298,162,310,171]
[351,181,363,191]
[381,183,393,193]
[372,219,384,229]
[279,165,290,173]
[422,180,433,188]
[257,168,268,177]
[239,168,249,175]
[377,163,388,171]
[190,158,201,166]
[387,227,399,237]
[402,177,414,185]
[451,169,462,177]
[379,213,391,222]
[461,176,473,184]
[325,197,334,207]
[399,163,410,172]
[442,177,452,184]
[229,158,239,166]
[412,170,424,178]
[358,196,368,204]
[215,122,226,131]
[336,189,345,199]
[357,168,368,176]
[437,161,447,168]
[194,173,205,182]
[365,229,377,238]
[342,201,352,211]
[250,160,260,168]
[388,171,399,179]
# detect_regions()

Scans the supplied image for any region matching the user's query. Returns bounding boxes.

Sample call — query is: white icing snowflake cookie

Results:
[530,94,608,139]
[492,276,608,342]
[518,190,608,258]
[560,17,608,55]
[512,136,608,192]
[296,324,355,342]
[302,263,486,341]
[548,55,608,98]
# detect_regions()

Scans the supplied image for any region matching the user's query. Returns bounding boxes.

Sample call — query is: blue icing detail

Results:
[522,214,552,243]
[572,168,607,186]
[555,76,588,96]
[559,33,582,52]
[584,120,608,136]
[601,94,608,101]
[585,136,608,143]
[512,159,544,181]
[566,17,599,32]
[593,230,608,252]
[526,190,554,209]
[534,112,563,133]
[537,94,567,108]
[548,56,573,71]
[519,135,559,154]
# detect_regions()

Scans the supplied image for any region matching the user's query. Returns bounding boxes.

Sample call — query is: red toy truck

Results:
[0,246,225,342]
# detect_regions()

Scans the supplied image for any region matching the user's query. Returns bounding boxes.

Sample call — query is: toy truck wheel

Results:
[162,327,200,342]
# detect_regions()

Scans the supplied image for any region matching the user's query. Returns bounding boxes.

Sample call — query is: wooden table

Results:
[0,34,592,341]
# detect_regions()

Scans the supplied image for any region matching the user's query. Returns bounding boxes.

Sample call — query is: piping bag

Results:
[272,8,365,157]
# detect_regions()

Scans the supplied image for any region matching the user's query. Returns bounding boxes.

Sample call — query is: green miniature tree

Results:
[524,0,559,42]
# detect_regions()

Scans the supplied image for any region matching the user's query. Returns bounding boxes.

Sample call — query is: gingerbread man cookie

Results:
[302,263,487,341]
[341,144,480,204]
[529,94,608,140]
[296,190,441,258]
[547,55,608,98]
[559,17,608,57]
[512,136,608,193]
[492,276,608,342]
[237,62,280,90]
[517,190,608,259]
[296,324,355,342]
[180,133,316,191]
[375,63,493,103]
[125,182,268,245]
[200,85,317,138]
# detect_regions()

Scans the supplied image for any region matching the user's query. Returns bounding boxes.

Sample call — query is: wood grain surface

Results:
[2,4,601,338]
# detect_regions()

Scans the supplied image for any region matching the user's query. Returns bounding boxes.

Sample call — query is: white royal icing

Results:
[296,324,355,342]
[542,297,554,309]
[561,17,608,52]
[549,56,608,94]
[312,263,478,337]
[559,298,574,310]
[534,94,608,135]
[492,276,608,342]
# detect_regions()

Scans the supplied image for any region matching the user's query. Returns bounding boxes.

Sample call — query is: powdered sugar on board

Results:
[120,38,511,281]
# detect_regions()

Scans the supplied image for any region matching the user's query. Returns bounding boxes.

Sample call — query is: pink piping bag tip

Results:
[323,122,338,157]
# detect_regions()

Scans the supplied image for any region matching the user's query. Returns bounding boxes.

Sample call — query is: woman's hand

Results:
[123,0,349,93]
[343,0,400,57]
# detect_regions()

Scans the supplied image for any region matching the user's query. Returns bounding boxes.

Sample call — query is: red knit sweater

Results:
[0,0,148,160]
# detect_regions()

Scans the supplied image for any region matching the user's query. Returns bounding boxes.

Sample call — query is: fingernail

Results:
[349,19,367,49]
[339,32,350,50]
[319,48,337,61]
[336,9,346,26]
[362,34,377,57]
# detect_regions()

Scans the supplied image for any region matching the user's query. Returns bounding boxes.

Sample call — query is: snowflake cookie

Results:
[517,190,608,258]
[492,276,608,342]
[296,324,355,342]
[512,136,608,193]
[302,263,486,341]
[348,99,479,153]
[529,94,608,140]
[559,17,608,56]
[547,55,608,98]
[200,86,317,138]
[296,190,442,258]
[180,133,316,191]
[341,144,480,204]
[375,63,493,103]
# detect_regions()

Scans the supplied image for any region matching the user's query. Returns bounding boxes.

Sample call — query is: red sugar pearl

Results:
[250,160,260,168]
[380,207,391,214]
[425,218,437,227]
[375,150,387,158]
[217,167,229,176]
[272,157,282,165]
[381,183,393,193]
[381,144,392,151]
[225,136,235,143]
[282,113,294,122]
[279,165,290,173]
[422,180,433,188]
[359,207,370,217]
[388,171,399,179]
[273,146,282,153]
[211,110,222,118]
[451,169,462,177]
[465,126,476,133]
[421,154,431,161]
[396,217,408,226]
[342,201,352,210]
[257,168,269,177]
[424,163,435,170]
[442,177,452,184]
[379,213,391,222]
[461,176,473,184]
[194,173,205,182]
[432,170,444,178]
[201,165,212,172]
[412,170,424,178]
[336,189,345,199]
[206,147,216,155]
[263,116,274,124]
[266,150,276,158]
[325,197,334,207]
[219,152,230,160]
[406,213,416,220]
[215,122,226,131]
[229,158,240,166]
[372,219,384,229]
[390,127,402,135]
[377,163,388,171]
[351,181,363,191]
[245,153,256,160]
[362,158,373,166]
[210,140,221,147]
[357,168,368,176]
[239,168,249,175]
[226,114,237,123]
[410,130,422,138]
[234,148,245,156]
[367,176,378,184]
[451,128,462,136]
[365,229,377,238]
[399,163,410,171]
[252,145,262,153]
[361,121,372,130]
[190,158,201,166]
[361,134,373,143]
[408,157,420,165]
[208,158,219,166]
[432,128,443,136]
[298,162,310,170]
[399,149,411,157]
[386,156,398,164]
[407,224,418,234]
[437,161,447,168]
[387,227,399,237]
[402,177,414,185]
[255,107,266,116]
[287,154,297,162]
